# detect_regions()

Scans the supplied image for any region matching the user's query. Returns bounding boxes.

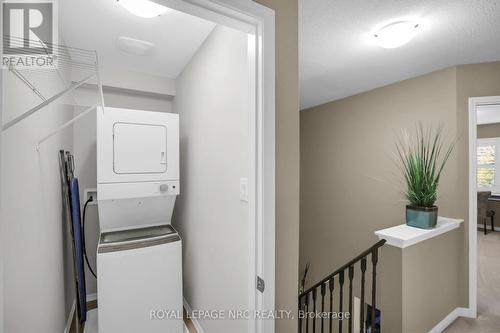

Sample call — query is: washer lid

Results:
[99,224,179,253]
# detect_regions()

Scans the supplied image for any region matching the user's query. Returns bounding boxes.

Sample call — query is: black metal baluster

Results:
[321,284,326,333]
[306,293,310,333]
[313,289,317,333]
[339,270,344,333]
[371,248,379,333]
[329,278,334,333]
[348,266,354,333]
[299,296,303,333]
[360,258,367,333]
[297,241,385,333]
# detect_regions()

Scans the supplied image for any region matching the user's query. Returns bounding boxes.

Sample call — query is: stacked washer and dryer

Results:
[88,107,183,333]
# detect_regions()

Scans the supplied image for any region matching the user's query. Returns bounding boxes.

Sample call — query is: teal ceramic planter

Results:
[406,205,438,229]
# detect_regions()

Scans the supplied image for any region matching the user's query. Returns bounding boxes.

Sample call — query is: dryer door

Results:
[97,107,179,183]
[113,122,167,174]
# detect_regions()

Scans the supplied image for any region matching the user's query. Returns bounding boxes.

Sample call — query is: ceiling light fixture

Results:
[117,0,170,18]
[116,36,156,55]
[373,20,420,49]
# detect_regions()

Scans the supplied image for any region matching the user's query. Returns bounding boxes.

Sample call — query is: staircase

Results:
[298,240,386,333]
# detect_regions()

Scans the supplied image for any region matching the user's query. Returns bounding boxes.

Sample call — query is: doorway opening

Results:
[0,1,275,333]
[468,96,500,326]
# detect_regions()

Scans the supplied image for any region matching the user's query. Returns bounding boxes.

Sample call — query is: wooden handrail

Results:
[299,239,386,298]
[298,239,386,333]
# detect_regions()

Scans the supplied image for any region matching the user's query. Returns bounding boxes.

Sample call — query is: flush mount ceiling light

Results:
[117,0,170,18]
[373,20,420,49]
[117,36,156,55]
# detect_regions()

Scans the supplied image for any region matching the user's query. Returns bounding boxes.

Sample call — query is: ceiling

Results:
[477,104,500,125]
[300,0,500,109]
[60,0,216,79]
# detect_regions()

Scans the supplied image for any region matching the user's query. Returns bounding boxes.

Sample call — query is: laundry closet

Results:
[69,2,254,333]
[1,1,255,332]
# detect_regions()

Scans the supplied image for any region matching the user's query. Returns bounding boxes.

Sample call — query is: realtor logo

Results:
[2,1,56,67]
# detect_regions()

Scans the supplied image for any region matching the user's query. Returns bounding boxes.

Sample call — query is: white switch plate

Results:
[240,178,248,202]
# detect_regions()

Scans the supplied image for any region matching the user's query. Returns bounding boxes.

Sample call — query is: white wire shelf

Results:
[1,35,105,148]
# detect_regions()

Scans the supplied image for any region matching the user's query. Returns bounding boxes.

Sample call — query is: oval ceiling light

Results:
[117,0,170,18]
[117,36,156,56]
[373,20,420,49]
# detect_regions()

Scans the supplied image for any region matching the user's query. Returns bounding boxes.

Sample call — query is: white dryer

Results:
[96,107,180,232]
[93,107,183,333]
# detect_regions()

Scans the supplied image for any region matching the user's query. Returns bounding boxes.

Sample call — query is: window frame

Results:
[477,137,500,193]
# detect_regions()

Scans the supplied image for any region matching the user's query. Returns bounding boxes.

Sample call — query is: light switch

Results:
[240,178,249,202]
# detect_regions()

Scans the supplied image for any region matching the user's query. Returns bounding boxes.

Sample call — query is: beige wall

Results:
[300,66,460,282]
[401,228,462,332]
[300,61,500,332]
[253,0,300,332]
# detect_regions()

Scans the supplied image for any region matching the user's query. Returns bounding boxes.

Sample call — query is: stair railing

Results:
[298,239,386,333]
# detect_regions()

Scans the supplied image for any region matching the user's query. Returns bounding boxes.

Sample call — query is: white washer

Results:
[97,225,183,333]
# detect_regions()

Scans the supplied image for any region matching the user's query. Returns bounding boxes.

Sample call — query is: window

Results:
[477,138,500,193]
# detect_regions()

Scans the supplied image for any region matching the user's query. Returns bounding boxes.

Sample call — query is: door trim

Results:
[467,95,500,319]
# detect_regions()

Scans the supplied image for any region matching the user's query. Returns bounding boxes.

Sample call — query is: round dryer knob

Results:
[159,184,169,193]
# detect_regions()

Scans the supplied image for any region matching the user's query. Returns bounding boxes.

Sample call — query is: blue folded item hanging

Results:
[70,177,87,322]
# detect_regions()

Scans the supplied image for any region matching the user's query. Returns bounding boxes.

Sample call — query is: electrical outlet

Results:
[84,188,98,205]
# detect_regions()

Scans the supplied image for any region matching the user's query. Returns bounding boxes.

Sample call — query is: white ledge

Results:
[374,217,464,249]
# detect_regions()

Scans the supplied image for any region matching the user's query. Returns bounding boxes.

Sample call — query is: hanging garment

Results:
[69,177,87,322]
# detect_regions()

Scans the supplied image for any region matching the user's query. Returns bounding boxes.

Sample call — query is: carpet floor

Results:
[445,231,500,332]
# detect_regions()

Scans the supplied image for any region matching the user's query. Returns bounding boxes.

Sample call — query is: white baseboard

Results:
[428,307,471,333]
[64,301,76,333]
[183,298,205,333]
[64,294,97,333]
[87,293,97,302]
[477,225,500,232]
[458,306,476,319]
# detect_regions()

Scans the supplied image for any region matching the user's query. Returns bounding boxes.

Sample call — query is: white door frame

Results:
[0,3,4,333]
[467,96,500,319]
[156,1,276,333]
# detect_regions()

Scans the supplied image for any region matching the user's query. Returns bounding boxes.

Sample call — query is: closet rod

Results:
[35,103,98,151]
[2,73,95,131]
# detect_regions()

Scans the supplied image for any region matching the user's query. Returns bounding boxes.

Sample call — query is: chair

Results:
[478,191,496,234]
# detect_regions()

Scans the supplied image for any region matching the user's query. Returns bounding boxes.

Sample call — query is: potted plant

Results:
[396,124,456,229]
